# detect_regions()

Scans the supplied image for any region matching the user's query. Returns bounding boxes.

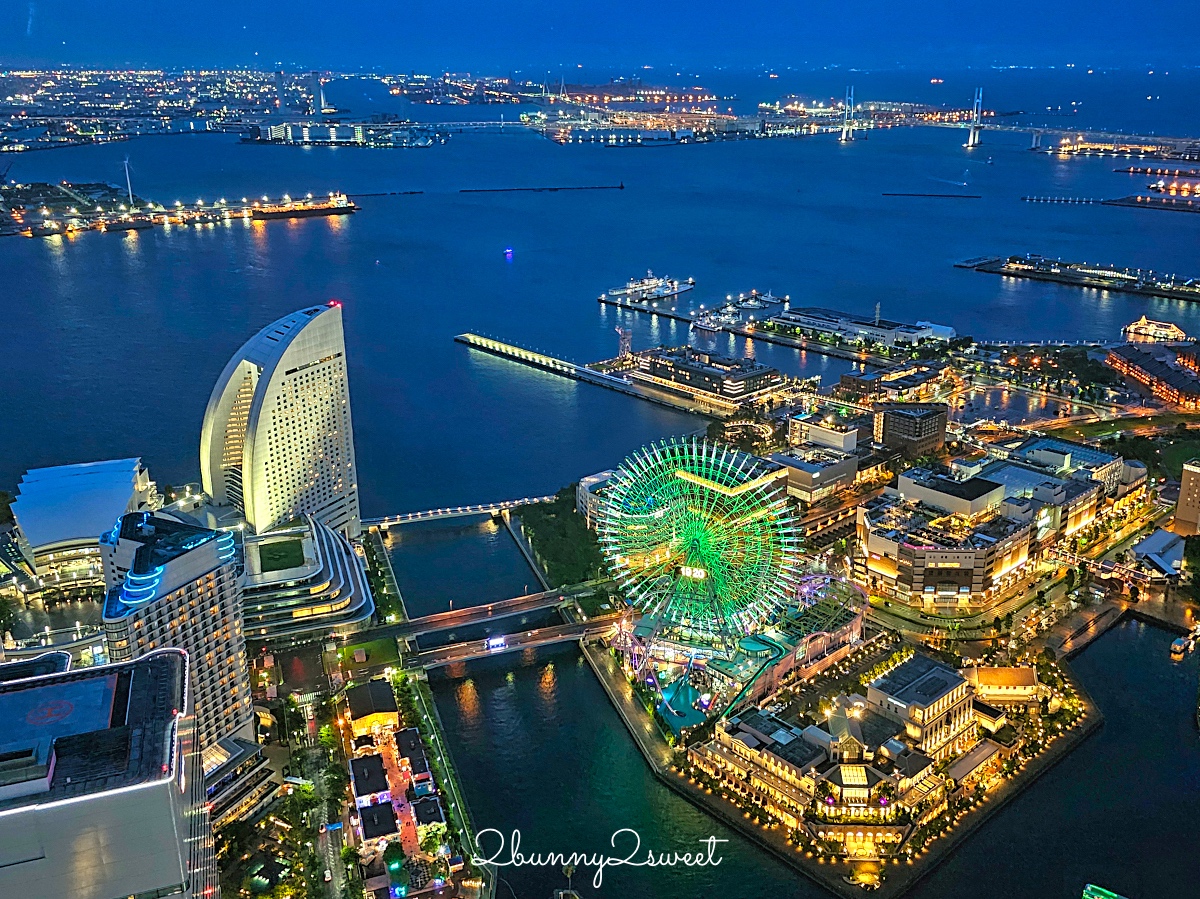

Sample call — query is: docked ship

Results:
[1124,315,1188,343]
[251,193,357,220]
[691,314,722,334]
[27,221,62,238]
[607,270,694,302]
[98,217,154,233]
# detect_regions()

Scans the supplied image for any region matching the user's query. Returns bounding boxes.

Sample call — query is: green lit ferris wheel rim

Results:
[597,437,803,642]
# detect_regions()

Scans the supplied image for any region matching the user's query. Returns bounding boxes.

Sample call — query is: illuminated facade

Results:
[854,475,1031,609]
[241,516,374,643]
[10,458,161,593]
[201,303,361,538]
[101,512,252,751]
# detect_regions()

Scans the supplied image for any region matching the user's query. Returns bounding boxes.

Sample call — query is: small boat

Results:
[1170,637,1188,661]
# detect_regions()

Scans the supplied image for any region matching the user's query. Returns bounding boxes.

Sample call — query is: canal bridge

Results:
[358,588,577,641]
[365,493,556,527]
[404,616,620,670]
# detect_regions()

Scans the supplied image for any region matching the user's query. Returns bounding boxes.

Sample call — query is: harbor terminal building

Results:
[10,458,161,595]
[201,301,361,538]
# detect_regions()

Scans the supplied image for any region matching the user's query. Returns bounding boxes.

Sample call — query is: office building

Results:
[0,650,218,899]
[101,511,253,750]
[576,470,616,529]
[11,458,160,593]
[241,516,374,643]
[201,302,361,538]
[873,403,948,458]
[787,412,867,453]
[770,446,859,505]
[1176,459,1200,535]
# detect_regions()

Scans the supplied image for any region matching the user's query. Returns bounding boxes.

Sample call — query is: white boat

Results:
[608,270,695,302]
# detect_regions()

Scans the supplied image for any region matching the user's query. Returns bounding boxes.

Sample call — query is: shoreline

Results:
[581,638,1105,898]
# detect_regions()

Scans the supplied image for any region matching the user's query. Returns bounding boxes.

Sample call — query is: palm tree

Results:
[562,863,575,892]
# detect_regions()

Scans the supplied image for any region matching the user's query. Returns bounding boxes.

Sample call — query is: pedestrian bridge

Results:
[365,494,556,527]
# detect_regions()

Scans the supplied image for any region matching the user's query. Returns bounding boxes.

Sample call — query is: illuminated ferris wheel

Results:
[597,438,803,652]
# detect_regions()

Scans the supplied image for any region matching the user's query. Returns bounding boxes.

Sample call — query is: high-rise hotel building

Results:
[200,302,361,538]
[0,650,219,899]
[101,511,253,750]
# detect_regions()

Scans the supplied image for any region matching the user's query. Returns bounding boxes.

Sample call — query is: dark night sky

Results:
[2,0,1195,70]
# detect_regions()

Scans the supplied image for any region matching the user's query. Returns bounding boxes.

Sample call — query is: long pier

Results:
[455,332,724,416]
[599,296,891,367]
[961,255,1200,304]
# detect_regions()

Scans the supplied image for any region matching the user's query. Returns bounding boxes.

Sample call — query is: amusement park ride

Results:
[597,437,864,732]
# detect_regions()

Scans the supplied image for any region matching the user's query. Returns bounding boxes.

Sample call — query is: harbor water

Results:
[4,79,1200,509]
[5,69,1200,897]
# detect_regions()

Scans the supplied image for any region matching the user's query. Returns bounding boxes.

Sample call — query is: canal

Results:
[404,519,1199,899]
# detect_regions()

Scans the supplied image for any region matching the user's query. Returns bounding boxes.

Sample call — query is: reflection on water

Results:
[384,516,538,619]
[434,619,1198,898]
[11,597,104,640]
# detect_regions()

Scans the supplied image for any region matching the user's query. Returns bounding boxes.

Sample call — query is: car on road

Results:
[324,870,332,882]
[319,823,326,834]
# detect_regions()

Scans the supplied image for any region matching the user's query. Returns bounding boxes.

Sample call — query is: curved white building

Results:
[201,302,361,538]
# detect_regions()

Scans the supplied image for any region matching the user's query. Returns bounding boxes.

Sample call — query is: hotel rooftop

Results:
[0,650,187,810]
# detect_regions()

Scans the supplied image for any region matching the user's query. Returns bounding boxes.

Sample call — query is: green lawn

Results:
[337,637,400,668]
[258,538,305,573]
[1159,439,1200,479]
[1045,412,1200,440]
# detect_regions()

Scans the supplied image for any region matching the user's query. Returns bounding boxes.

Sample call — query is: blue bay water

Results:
[4,115,1200,508]
[5,69,1200,897]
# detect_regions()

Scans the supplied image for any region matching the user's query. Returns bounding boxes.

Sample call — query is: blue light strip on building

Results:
[121,564,164,606]
[216,531,236,563]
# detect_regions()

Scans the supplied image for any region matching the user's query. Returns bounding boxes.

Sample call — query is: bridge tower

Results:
[1031,130,1043,150]
[965,88,984,148]
[616,327,633,360]
[839,86,855,142]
